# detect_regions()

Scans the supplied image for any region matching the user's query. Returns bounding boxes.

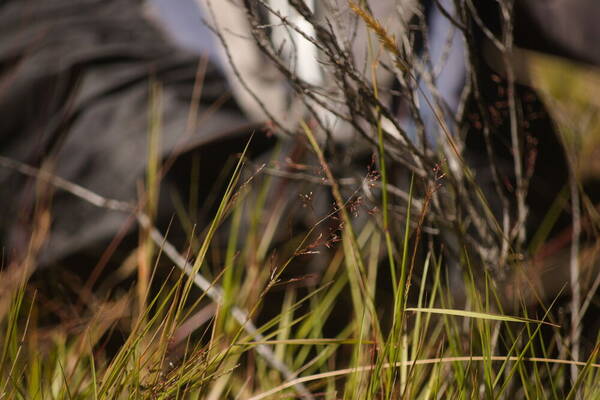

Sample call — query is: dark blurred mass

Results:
[0,0,267,267]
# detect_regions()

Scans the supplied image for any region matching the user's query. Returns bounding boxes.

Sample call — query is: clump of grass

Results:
[1,127,599,399]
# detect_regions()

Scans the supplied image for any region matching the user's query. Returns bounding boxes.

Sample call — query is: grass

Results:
[1,118,599,399]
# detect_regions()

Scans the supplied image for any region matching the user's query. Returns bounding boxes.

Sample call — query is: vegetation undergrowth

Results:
[1,123,599,399]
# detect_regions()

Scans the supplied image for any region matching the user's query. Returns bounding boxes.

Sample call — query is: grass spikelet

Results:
[348,1,405,69]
